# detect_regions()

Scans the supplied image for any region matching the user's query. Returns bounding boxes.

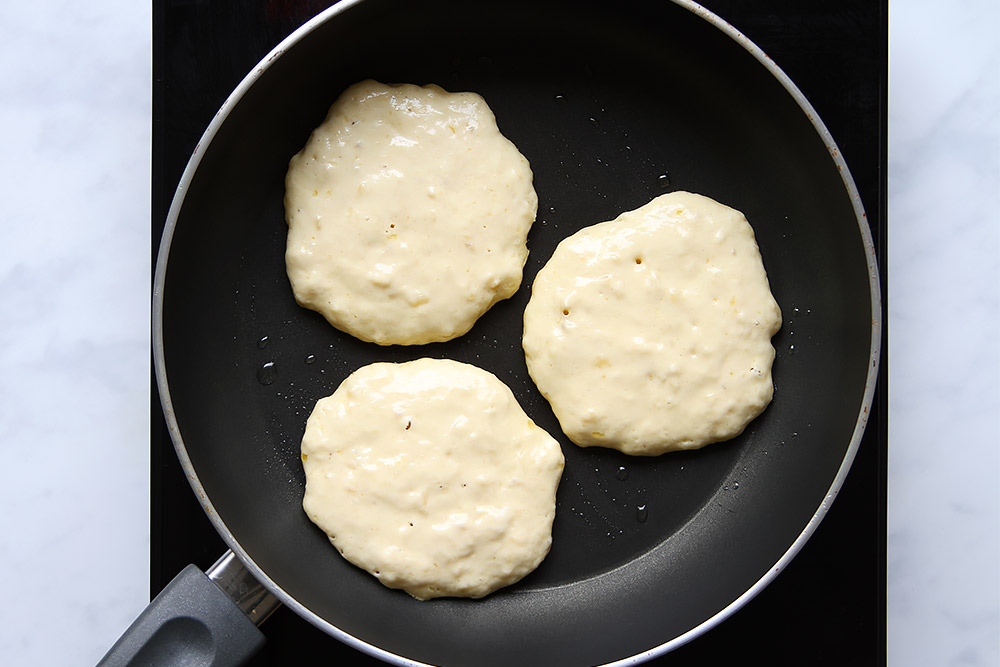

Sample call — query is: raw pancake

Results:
[300,358,565,600]
[284,80,538,345]
[522,191,782,456]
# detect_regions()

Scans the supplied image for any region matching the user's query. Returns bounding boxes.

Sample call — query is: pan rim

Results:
[151,1,882,665]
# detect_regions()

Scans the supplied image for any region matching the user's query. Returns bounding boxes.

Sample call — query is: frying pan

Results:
[106,0,880,664]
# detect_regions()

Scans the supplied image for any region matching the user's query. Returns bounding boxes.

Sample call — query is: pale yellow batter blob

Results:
[284,80,537,345]
[301,358,564,600]
[523,191,782,456]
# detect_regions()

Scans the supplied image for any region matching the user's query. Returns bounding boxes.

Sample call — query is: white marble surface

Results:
[887,2,1000,665]
[0,1,151,665]
[0,1,997,666]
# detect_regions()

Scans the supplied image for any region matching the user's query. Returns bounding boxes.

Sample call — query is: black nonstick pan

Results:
[112,0,880,665]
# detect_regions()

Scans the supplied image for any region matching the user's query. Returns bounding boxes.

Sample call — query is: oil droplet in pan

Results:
[657,172,672,189]
[615,466,629,481]
[636,504,648,524]
[257,361,277,386]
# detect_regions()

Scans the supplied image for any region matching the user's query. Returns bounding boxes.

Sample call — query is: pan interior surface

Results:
[157,0,876,665]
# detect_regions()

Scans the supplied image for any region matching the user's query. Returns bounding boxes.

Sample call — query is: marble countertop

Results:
[0,1,997,665]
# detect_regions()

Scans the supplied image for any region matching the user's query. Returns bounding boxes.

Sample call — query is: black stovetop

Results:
[152,2,886,664]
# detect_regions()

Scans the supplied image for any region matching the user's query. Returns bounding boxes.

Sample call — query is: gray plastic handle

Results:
[97,564,266,667]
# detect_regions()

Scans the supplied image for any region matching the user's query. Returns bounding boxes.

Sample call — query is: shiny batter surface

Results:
[523,191,782,456]
[284,80,537,345]
[301,358,564,599]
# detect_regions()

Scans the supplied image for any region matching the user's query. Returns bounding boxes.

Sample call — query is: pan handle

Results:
[97,551,280,667]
